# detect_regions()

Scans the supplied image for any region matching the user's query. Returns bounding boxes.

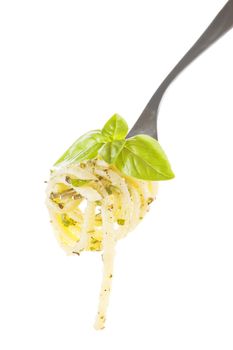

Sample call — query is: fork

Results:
[127,0,233,140]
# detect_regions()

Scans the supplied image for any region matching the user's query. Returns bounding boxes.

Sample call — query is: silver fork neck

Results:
[127,0,233,140]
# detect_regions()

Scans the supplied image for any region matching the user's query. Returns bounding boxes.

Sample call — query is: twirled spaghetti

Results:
[46,159,157,329]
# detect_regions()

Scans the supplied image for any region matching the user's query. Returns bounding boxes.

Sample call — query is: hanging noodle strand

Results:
[46,159,157,329]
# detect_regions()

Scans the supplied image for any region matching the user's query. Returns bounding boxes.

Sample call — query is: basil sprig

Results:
[54,114,175,181]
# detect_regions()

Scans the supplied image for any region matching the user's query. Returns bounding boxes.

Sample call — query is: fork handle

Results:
[128,0,233,139]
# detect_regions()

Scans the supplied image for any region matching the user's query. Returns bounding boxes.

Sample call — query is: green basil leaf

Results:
[102,114,128,141]
[115,135,175,181]
[99,140,126,164]
[54,130,105,166]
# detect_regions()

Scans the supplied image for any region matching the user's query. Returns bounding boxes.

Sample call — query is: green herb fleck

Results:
[147,197,154,205]
[61,214,77,227]
[105,186,112,195]
[117,219,125,226]
[105,185,119,195]
[66,176,90,187]
[91,236,99,243]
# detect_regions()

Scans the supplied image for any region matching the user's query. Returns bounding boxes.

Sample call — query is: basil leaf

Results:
[102,114,128,141]
[115,135,175,181]
[99,140,126,164]
[54,130,105,166]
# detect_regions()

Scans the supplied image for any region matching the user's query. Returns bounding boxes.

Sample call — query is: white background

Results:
[0,0,233,349]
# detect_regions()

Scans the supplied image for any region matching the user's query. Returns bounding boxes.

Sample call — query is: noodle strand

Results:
[46,159,157,328]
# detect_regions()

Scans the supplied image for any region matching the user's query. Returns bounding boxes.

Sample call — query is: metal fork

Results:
[127,0,233,140]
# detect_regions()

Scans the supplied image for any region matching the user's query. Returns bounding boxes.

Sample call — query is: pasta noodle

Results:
[46,159,158,329]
